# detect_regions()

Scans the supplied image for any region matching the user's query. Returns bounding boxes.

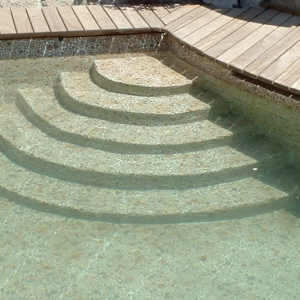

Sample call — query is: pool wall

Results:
[1,33,300,168]
[0,34,168,59]
[168,35,300,168]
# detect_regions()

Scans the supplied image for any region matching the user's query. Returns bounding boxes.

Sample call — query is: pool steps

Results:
[17,87,232,154]
[0,157,290,223]
[0,55,297,223]
[1,105,282,189]
[56,72,209,126]
[90,57,193,96]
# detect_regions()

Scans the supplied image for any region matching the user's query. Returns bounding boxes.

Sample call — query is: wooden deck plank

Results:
[193,7,265,53]
[230,15,300,73]
[258,40,300,84]
[290,72,300,94]
[27,7,50,33]
[42,6,66,33]
[163,6,209,33]
[152,6,169,19]
[183,8,246,46]
[136,6,165,28]
[173,8,230,40]
[11,8,33,34]
[87,5,117,30]
[57,6,83,32]
[119,6,149,29]
[0,9,16,34]
[1,4,300,95]
[161,4,197,25]
[72,5,100,31]
[243,24,300,79]
[217,12,291,67]
[205,8,278,59]
[273,56,300,91]
[103,5,133,30]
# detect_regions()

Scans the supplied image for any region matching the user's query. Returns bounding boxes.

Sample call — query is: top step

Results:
[91,56,194,96]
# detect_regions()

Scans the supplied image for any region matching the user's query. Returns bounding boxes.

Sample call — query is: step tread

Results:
[18,87,232,150]
[0,151,289,223]
[0,104,261,177]
[57,71,209,117]
[91,56,193,96]
[93,55,193,88]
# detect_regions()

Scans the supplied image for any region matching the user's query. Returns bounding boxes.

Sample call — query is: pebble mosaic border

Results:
[0,33,169,59]
[1,32,300,167]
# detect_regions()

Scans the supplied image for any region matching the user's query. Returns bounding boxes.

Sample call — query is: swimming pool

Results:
[0,39,300,299]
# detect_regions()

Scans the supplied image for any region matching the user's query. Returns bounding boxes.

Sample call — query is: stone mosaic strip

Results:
[0,33,169,59]
[17,87,232,154]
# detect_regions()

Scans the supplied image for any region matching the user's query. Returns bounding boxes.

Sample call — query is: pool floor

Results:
[0,53,300,300]
[1,198,300,299]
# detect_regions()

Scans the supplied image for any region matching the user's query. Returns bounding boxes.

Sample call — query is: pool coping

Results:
[1,4,300,97]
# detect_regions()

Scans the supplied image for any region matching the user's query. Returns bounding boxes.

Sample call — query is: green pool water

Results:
[0,53,300,300]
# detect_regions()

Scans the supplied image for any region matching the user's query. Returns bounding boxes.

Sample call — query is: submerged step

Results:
[17,87,232,153]
[0,105,288,189]
[0,151,292,224]
[56,72,209,125]
[91,55,193,96]
[208,112,259,144]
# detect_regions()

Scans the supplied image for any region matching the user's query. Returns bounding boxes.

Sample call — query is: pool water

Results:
[0,52,300,300]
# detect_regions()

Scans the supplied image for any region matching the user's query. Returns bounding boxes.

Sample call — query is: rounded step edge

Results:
[0,104,259,190]
[0,151,295,224]
[90,56,194,96]
[16,87,233,154]
[55,72,210,126]
[0,105,289,190]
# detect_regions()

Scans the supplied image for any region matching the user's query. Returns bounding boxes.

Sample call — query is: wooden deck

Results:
[1,4,300,95]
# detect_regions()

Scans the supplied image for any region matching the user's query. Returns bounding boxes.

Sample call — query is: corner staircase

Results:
[0,53,297,223]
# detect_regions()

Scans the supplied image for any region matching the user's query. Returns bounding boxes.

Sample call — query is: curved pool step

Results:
[56,72,209,125]
[209,112,259,144]
[90,56,193,96]
[0,152,292,224]
[0,104,285,189]
[17,87,232,154]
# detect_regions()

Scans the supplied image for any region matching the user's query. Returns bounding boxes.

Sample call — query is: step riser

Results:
[0,147,293,224]
[208,115,259,145]
[16,97,232,154]
[55,84,210,126]
[0,136,277,189]
[91,61,193,97]
[0,183,295,224]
